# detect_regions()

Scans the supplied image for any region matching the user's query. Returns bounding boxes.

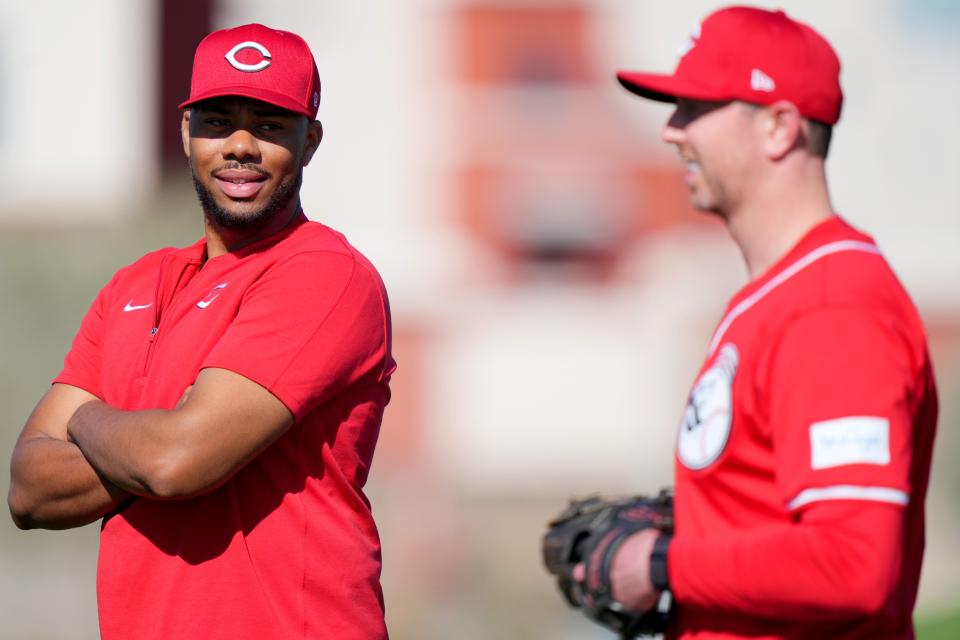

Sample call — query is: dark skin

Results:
[8,97,323,527]
[184,97,323,256]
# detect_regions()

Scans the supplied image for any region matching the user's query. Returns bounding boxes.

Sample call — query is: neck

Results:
[204,198,302,259]
[726,160,834,279]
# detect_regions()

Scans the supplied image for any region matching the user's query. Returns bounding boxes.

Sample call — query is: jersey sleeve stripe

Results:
[787,485,909,510]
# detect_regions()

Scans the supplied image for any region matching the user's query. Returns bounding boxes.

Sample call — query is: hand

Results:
[608,528,662,612]
[570,527,662,613]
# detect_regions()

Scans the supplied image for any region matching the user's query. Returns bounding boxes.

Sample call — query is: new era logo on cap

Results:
[179,23,321,119]
[750,68,776,92]
[677,23,702,58]
[617,6,843,125]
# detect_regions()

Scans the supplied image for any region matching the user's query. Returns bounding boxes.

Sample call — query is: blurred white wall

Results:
[0,1,155,219]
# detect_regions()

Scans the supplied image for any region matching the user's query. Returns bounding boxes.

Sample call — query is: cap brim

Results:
[617,71,729,104]
[179,85,314,119]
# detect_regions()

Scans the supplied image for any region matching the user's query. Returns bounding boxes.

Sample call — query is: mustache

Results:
[212,162,272,179]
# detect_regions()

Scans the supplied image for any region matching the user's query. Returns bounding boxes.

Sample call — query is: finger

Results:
[572,562,585,582]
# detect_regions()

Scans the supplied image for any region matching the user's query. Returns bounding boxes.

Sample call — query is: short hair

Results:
[805,118,833,158]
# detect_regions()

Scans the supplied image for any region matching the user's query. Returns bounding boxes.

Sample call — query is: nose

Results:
[661,108,686,145]
[661,124,683,145]
[222,128,261,164]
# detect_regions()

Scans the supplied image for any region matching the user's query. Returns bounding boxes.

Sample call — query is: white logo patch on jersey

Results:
[678,343,739,470]
[809,416,891,470]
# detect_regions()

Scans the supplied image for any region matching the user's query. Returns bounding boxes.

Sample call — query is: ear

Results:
[181,110,192,158]
[301,120,324,167]
[760,100,802,160]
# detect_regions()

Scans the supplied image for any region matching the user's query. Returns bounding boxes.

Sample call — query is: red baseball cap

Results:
[179,23,321,119]
[617,6,842,125]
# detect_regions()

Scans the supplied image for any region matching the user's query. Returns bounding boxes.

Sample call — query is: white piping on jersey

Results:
[707,240,882,357]
[788,485,909,511]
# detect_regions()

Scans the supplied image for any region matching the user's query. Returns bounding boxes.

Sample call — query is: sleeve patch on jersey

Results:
[809,416,890,470]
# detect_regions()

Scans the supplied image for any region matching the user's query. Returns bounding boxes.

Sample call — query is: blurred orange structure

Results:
[449,2,697,284]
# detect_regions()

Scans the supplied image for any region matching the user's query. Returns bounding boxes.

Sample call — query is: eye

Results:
[256,122,284,132]
[204,118,230,127]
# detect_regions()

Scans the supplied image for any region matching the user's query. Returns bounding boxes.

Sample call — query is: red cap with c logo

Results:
[179,23,321,119]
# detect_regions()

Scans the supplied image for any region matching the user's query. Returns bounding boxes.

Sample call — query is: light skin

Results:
[8,96,322,528]
[575,97,837,613]
[663,98,835,279]
[571,527,662,613]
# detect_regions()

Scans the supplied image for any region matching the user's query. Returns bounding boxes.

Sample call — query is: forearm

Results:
[670,501,903,620]
[9,435,130,530]
[67,400,185,498]
[67,370,294,499]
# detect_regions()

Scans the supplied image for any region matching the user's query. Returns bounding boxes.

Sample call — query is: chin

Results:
[209,205,276,231]
[689,194,711,211]
[218,198,265,216]
[191,164,302,232]
[688,198,725,219]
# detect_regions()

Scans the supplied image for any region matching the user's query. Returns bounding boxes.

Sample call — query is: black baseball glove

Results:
[542,489,674,638]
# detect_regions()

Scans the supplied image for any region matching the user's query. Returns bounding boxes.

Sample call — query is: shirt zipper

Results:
[142,256,202,377]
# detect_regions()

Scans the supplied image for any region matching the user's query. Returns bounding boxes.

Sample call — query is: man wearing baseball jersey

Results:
[599,6,938,638]
[8,24,394,640]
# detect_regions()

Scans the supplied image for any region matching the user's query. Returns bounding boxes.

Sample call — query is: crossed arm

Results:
[8,368,292,530]
[8,384,128,530]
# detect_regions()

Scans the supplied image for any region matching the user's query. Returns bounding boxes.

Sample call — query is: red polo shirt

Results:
[55,213,394,640]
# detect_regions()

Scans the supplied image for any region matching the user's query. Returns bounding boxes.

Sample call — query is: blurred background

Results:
[1,0,959,638]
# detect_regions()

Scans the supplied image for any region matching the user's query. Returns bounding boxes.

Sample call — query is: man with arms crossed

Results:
[593,6,937,638]
[9,24,394,640]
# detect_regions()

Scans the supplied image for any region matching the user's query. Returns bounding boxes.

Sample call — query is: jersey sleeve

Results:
[765,307,917,513]
[670,306,922,619]
[52,282,112,398]
[200,251,393,421]
[669,499,905,619]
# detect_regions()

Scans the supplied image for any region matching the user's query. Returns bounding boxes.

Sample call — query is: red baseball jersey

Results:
[55,213,395,640]
[667,217,937,639]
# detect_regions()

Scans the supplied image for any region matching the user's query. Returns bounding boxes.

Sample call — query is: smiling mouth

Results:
[213,168,268,200]
[681,159,700,185]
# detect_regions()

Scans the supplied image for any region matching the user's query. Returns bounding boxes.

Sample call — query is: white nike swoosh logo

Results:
[124,301,154,312]
[196,295,220,309]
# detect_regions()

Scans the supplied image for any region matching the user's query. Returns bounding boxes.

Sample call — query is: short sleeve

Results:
[765,308,916,512]
[201,251,392,420]
[53,283,111,397]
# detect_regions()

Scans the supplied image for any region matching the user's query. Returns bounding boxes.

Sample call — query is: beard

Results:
[190,161,303,231]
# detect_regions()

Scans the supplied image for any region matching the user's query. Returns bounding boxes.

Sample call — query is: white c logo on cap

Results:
[225,41,272,72]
